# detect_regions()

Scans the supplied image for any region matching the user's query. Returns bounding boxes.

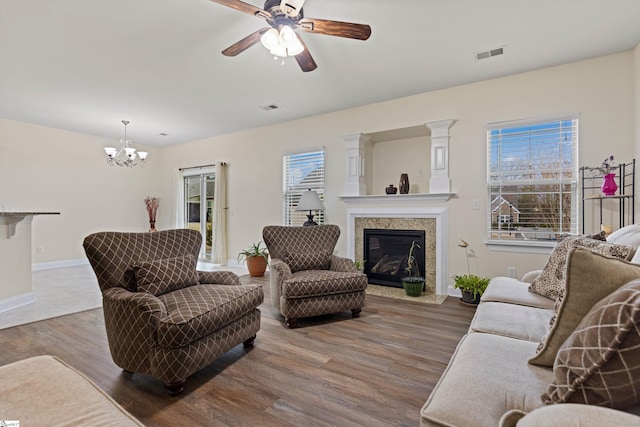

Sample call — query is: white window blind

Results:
[283,150,325,226]
[487,115,579,243]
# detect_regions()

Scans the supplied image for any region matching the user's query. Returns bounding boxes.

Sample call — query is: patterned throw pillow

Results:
[529,248,640,367]
[542,278,640,408]
[286,251,330,273]
[528,234,631,300]
[134,254,199,296]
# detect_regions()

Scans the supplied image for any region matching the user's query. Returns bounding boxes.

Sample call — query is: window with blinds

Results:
[283,150,325,226]
[487,115,579,244]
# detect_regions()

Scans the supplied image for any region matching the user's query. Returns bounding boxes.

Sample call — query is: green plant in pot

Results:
[401,241,425,297]
[354,259,366,272]
[238,241,269,277]
[454,239,489,304]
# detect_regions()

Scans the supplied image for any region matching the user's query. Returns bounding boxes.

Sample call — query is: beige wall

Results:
[635,43,640,217]
[0,119,161,264]
[158,51,637,281]
[1,51,636,284]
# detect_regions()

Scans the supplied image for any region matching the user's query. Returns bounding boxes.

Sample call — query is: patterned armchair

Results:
[262,225,368,328]
[83,229,263,395]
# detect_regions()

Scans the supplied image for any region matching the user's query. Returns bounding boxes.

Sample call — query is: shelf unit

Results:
[580,159,635,233]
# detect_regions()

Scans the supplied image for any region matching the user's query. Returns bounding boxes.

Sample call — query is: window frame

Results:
[486,114,579,251]
[283,149,325,226]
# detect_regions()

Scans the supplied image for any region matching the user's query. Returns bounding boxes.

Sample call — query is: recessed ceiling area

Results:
[1,0,639,147]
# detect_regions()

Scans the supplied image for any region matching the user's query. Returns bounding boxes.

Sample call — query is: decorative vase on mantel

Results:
[385,184,398,194]
[399,173,410,194]
[601,173,618,196]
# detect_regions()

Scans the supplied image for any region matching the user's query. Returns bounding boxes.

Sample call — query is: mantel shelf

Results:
[0,212,60,238]
[340,193,455,204]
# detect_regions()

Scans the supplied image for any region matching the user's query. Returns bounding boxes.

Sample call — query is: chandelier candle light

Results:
[104,120,148,167]
[145,197,159,232]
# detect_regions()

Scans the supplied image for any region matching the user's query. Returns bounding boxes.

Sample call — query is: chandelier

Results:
[104,120,148,167]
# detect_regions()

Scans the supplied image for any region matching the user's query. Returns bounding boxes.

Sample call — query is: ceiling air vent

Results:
[475,47,504,61]
[259,104,279,111]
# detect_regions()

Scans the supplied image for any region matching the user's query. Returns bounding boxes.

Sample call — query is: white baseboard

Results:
[32,258,89,271]
[0,292,35,314]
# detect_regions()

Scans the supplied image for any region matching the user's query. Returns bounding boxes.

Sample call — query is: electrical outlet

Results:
[507,267,517,278]
[36,246,44,255]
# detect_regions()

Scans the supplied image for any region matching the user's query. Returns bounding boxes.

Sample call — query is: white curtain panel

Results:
[212,162,228,265]
[175,169,185,229]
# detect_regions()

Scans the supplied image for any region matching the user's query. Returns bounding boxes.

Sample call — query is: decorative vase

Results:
[399,173,409,194]
[246,255,268,277]
[385,184,397,194]
[401,277,424,297]
[601,173,618,196]
[149,221,157,232]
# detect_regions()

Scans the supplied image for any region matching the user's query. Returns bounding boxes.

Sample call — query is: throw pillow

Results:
[286,251,330,273]
[134,254,199,296]
[529,248,640,367]
[606,224,640,249]
[528,234,631,300]
[542,278,640,409]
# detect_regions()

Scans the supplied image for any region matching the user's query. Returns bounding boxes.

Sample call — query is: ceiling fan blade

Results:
[222,28,270,56]
[293,36,317,72]
[299,18,371,40]
[208,0,271,19]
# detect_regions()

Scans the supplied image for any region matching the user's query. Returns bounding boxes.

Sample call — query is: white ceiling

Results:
[1,0,639,147]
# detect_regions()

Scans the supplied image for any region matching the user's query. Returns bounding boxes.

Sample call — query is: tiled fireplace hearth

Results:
[346,207,449,295]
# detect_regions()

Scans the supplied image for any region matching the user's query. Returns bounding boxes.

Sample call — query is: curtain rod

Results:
[179,162,227,171]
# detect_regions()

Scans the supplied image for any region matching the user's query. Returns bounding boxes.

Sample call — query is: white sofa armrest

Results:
[521,270,542,283]
[499,404,640,427]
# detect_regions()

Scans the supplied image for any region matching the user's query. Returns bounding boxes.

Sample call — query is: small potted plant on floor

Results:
[238,242,269,277]
[401,241,425,297]
[354,260,366,273]
[454,239,489,304]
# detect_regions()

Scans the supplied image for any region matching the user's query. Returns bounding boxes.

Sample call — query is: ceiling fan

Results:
[209,0,372,72]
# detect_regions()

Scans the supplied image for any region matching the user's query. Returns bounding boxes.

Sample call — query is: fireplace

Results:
[363,228,426,288]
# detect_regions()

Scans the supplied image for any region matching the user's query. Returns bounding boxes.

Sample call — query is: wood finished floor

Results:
[0,274,475,426]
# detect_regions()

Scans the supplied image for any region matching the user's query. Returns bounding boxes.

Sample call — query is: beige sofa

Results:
[421,230,640,427]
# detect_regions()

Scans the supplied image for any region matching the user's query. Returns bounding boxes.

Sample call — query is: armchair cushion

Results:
[286,251,331,272]
[283,271,368,298]
[157,283,264,348]
[134,254,199,296]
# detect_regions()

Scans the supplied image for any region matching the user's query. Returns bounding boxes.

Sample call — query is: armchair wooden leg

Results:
[243,335,256,348]
[285,317,298,329]
[164,379,186,396]
[351,308,362,318]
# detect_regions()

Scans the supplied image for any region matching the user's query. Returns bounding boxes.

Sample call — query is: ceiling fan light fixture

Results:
[260,28,280,50]
[287,35,304,56]
[270,44,287,58]
[279,25,296,45]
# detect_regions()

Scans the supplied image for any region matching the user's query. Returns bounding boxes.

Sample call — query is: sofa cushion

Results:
[499,404,640,427]
[134,254,199,296]
[470,302,552,342]
[283,270,368,298]
[606,224,640,252]
[286,251,330,273]
[156,283,264,348]
[528,234,631,300]
[420,333,552,427]
[481,277,555,309]
[529,248,640,367]
[542,278,640,409]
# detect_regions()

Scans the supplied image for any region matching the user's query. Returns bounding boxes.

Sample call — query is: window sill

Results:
[485,240,555,255]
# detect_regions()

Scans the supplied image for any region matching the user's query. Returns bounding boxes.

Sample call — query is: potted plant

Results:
[401,241,425,297]
[454,239,489,304]
[354,260,366,273]
[238,242,269,277]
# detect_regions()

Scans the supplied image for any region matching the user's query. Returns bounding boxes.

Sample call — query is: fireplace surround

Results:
[346,206,449,295]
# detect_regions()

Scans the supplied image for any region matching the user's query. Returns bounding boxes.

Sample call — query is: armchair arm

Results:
[101,287,168,373]
[198,270,241,286]
[521,269,543,283]
[329,255,357,272]
[269,258,291,309]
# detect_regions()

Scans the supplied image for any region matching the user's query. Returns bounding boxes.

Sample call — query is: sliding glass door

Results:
[184,173,215,259]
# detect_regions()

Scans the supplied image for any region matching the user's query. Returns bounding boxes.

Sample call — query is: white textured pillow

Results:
[606,224,640,249]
